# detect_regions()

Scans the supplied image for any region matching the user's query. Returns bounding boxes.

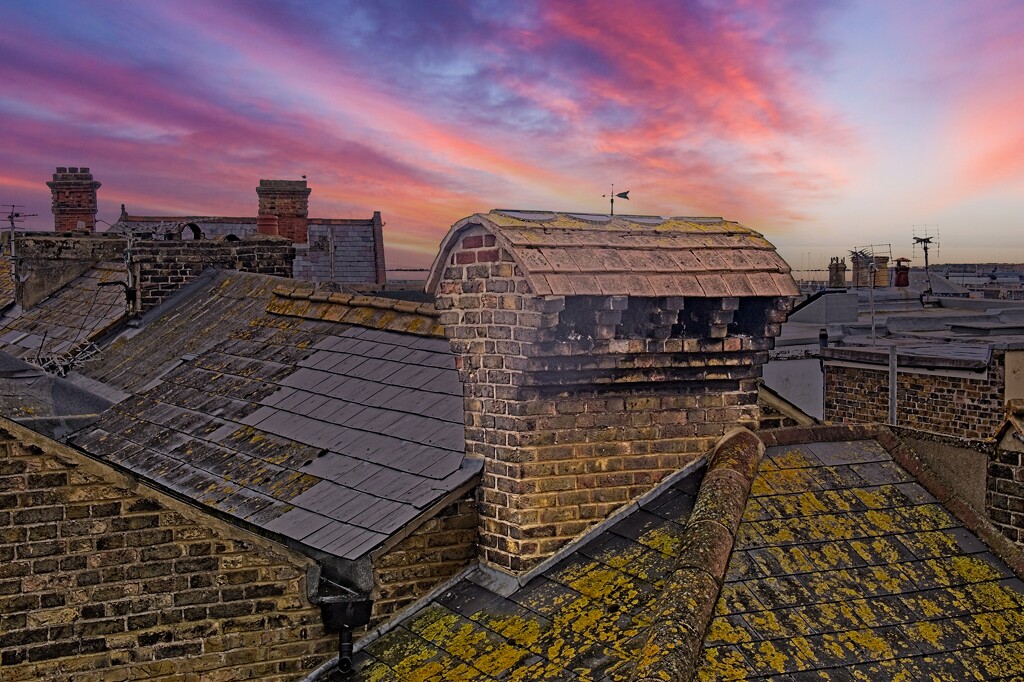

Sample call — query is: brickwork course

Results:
[427,210,797,574]
[46,167,101,232]
[824,351,1006,441]
[130,237,294,312]
[0,418,336,681]
[370,495,477,627]
[992,402,1024,545]
[118,204,385,287]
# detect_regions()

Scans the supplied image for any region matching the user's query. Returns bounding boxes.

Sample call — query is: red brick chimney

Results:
[46,167,101,232]
[257,180,310,244]
[428,211,797,575]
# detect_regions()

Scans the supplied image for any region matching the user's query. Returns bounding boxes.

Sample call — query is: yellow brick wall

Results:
[0,419,335,682]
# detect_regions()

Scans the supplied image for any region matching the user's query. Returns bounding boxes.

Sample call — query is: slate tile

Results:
[357,358,405,382]
[263,507,332,539]
[405,446,462,477]
[641,486,696,523]
[736,639,809,676]
[748,545,818,577]
[846,534,917,566]
[422,421,467,450]
[609,510,687,556]
[714,582,766,616]
[357,498,406,530]
[807,440,889,467]
[897,528,985,560]
[850,461,913,486]
[895,504,959,532]
[578,534,675,588]
[900,554,1010,590]
[893,481,939,505]
[756,492,828,519]
[705,615,760,647]
[420,395,465,421]
[745,575,815,609]
[734,522,768,551]
[766,446,823,470]
[697,645,757,680]
[510,577,583,620]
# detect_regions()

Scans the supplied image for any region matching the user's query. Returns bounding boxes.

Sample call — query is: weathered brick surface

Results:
[14,235,295,315]
[0,420,334,682]
[46,167,101,233]
[824,353,1005,440]
[370,495,477,626]
[132,238,294,312]
[987,445,1024,545]
[435,227,788,573]
[257,180,311,244]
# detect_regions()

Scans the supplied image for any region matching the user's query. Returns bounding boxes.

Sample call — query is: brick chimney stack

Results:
[257,179,310,244]
[46,167,101,232]
[428,211,797,575]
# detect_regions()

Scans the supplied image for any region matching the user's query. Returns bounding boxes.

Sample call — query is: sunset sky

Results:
[1,0,1022,271]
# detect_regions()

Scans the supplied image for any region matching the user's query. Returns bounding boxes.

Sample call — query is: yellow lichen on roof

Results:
[699,437,1024,680]
[267,285,444,337]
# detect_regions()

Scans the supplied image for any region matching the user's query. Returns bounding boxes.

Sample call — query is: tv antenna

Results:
[4,205,38,258]
[602,185,629,216]
[912,226,940,296]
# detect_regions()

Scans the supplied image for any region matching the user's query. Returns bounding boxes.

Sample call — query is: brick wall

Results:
[46,167,100,233]
[0,420,334,681]
[257,180,311,244]
[824,353,1005,440]
[990,430,1024,545]
[132,237,294,312]
[370,495,477,626]
[435,226,785,573]
[14,235,294,315]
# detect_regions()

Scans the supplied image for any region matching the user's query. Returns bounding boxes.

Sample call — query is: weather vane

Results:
[602,185,629,216]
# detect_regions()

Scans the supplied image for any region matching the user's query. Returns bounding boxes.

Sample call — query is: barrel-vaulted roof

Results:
[426,210,798,298]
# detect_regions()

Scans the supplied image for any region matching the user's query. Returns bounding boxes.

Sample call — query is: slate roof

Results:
[0,351,112,440]
[69,271,474,562]
[426,210,798,298]
[821,342,992,370]
[0,261,127,368]
[345,427,1024,680]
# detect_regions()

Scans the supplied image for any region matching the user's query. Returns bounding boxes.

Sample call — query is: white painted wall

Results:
[763,357,824,420]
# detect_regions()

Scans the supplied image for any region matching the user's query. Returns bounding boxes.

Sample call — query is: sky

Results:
[1,0,1022,273]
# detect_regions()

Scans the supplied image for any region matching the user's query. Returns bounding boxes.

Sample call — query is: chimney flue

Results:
[46,166,101,232]
[256,179,310,244]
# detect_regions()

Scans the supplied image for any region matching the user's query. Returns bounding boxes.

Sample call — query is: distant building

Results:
[43,166,386,287]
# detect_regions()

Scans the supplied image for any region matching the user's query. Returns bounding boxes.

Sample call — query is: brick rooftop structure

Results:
[427,210,798,573]
[39,166,386,286]
[45,167,101,232]
[115,179,386,287]
[5,207,1024,680]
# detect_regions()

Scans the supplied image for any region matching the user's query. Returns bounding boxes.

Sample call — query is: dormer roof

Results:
[426,210,798,298]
